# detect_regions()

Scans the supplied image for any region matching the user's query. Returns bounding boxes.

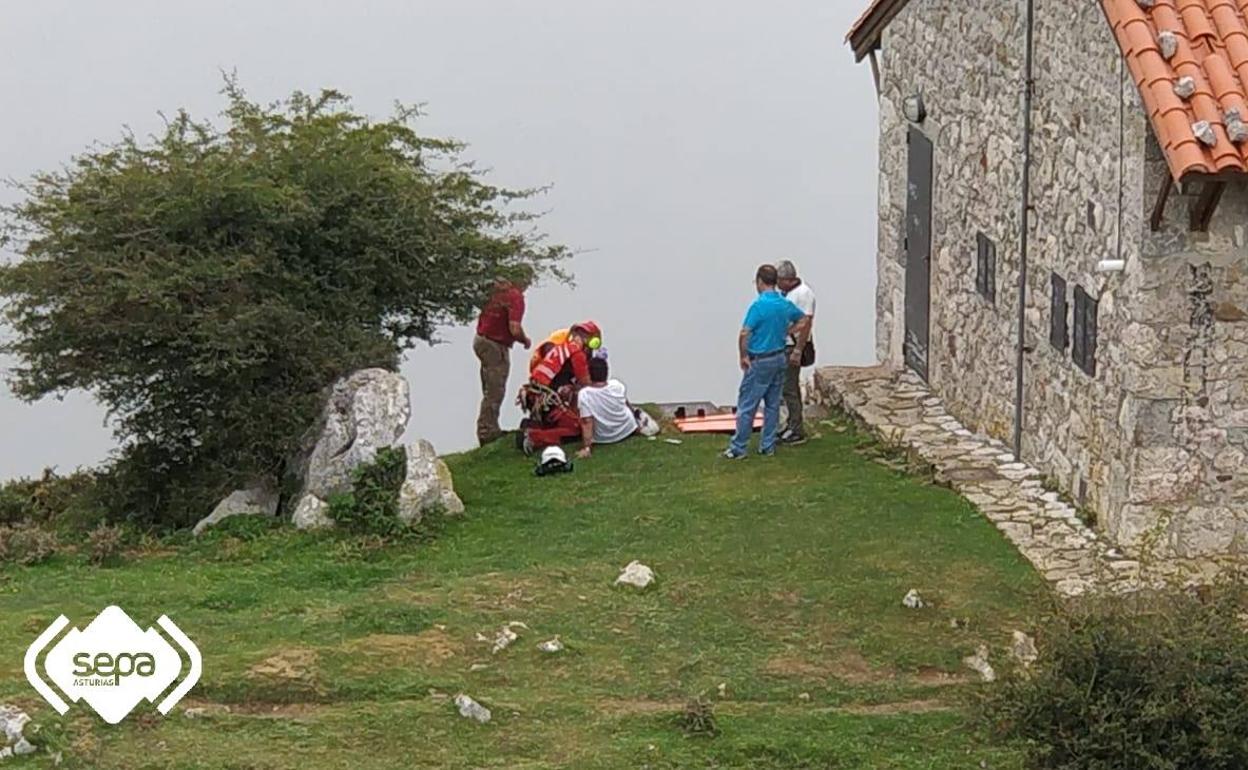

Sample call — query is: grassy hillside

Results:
[0,416,1045,769]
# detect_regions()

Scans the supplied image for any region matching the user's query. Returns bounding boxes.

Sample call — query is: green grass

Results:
[0,416,1044,768]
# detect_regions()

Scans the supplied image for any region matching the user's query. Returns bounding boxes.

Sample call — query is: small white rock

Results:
[615,560,656,589]
[1158,29,1178,59]
[491,626,519,654]
[453,694,492,723]
[1193,120,1217,147]
[902,589,925,609]
[0,704,34,757]
[1011,631,1039,668]
[963,645,997,682]
[664,438,683,445]
[537,637,565,654]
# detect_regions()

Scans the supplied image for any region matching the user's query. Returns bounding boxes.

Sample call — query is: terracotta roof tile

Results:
[846,0,1248,178]
[1104,0,1248,178]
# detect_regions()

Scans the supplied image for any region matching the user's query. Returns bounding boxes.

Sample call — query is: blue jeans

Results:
[729,351,787,455]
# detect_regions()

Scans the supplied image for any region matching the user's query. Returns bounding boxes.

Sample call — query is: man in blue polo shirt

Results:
[724,264,808,459]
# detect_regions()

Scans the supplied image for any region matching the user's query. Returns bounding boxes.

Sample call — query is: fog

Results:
[0,0,878,479]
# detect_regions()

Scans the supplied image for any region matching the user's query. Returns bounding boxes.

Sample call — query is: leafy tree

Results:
[0,80,567,527]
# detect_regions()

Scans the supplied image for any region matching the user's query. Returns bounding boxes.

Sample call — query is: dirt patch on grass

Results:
[596,698,685,716]
[770,590,805,606]
[181,699,327,720]
[913,666,973,687]
[342,629,463,670]
[762,649,891,685]
[385,571,554,611]
[248,648,319,682]
[835,699,952,716]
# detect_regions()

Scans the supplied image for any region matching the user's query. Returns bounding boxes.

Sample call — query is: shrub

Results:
[86,522,125,566]
[0,468,101,526]
[327,447,409,537]
[678,697,719,738]
[0,523,59,566]
[984,585,1248,769]
[0,78,568,528]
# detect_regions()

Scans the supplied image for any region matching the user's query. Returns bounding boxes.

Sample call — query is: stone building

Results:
[848,0,1248,561]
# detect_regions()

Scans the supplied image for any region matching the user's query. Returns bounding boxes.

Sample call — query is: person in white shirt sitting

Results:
[576,357,639,458]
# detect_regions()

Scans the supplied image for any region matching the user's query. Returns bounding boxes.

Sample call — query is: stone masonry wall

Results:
[1113,146,1248,560]
[1022,1,1146,541]
[874,0,1248,564]
[875,0,1026,444]
[874,0,1144,541]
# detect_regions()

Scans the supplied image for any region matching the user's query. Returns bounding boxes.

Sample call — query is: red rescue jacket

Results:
[530,339,590,387]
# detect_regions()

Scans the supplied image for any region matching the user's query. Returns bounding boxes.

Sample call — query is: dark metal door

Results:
[904,126,933,381]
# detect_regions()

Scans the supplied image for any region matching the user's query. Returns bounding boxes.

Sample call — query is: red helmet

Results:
[571,320,602,337]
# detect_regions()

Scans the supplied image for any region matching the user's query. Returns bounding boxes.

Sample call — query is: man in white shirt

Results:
[776,260,816,445]
[576,357,639,458]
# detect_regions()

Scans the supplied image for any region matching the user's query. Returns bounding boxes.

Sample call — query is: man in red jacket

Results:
[473,273,533,446]
[529,320,600,390]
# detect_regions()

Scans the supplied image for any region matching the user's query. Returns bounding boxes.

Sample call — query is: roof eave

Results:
[846,0,914,62]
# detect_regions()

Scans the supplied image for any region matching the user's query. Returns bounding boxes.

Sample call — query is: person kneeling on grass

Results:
[576,357,639,459]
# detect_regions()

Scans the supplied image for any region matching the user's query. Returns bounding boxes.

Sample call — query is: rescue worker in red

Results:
[519,321,603,452]
[530,321,601,390]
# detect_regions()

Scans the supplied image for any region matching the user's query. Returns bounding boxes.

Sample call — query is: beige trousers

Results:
[473,335,511,445]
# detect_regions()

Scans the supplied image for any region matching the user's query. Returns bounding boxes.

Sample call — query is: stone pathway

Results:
[811,365,1149,596]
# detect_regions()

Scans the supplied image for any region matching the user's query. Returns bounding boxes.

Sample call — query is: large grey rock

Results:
[397,440,465,525]
[193,485,279,536]
[291,494,333,531]
[293,369,411,501]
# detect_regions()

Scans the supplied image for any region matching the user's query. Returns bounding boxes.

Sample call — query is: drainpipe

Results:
[868,50,882,98]
[1012,0,1036,461]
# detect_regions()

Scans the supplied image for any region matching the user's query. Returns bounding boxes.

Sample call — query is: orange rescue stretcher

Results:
[673,412,764,434]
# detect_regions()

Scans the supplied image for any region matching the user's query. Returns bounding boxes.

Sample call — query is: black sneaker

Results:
[779,431,807,446]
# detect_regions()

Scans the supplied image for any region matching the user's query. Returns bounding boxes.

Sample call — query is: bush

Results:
[0,523,59,565]
[0,469,101,526]
[327,447,409,537]
[678,697,719,738]
[984,585,1248,769]
[86,522,125,566]
[1,78,568,528]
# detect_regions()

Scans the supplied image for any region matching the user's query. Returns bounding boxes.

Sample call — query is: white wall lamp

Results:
[903,93,927,123]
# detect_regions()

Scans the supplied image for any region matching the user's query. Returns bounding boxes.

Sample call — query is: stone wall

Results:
[1021,0,1146,540]
[874,1,1142,530]
[1110,144,1248,560]
[873,0,1248,564]
[874,0,1027,445]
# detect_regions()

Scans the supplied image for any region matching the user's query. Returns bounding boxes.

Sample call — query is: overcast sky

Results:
[0,0,879,480]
